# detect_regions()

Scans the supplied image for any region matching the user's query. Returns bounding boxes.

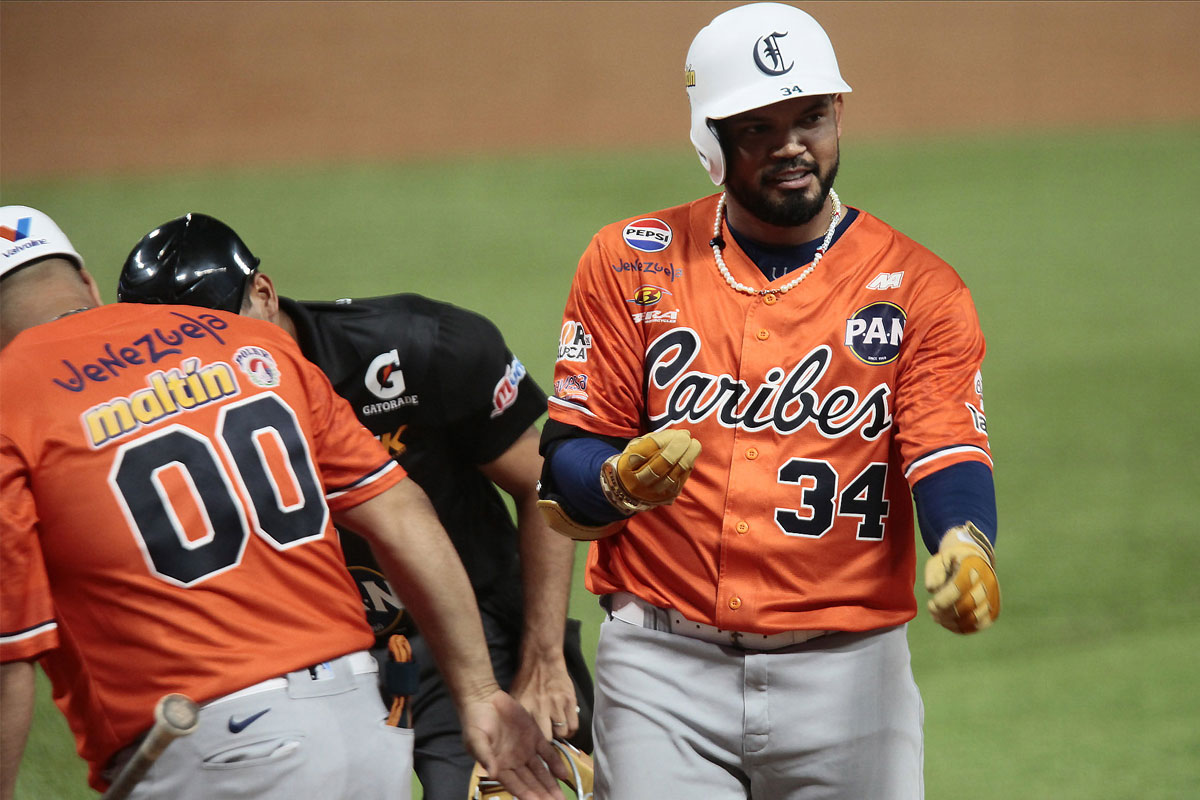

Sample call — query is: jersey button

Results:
[756,329,770,341]
[736,520,749,534]
[745,447,759,460]
[763,293,778,305]
[729,596,742,610]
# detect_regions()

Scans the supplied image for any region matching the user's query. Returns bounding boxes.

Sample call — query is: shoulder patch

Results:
[622,218,672,253]
[844,302,907,365]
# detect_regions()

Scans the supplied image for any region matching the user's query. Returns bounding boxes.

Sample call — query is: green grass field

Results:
[7,123,1199,798]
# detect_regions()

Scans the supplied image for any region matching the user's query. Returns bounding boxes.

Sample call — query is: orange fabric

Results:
[548,195,991,635]
[0,305,404,789]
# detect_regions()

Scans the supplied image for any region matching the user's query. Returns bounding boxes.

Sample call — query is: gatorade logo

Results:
[622,218,672,253]
[365,349,405,399]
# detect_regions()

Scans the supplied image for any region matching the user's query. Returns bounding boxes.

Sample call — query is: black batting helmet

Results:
[117,213,259,313]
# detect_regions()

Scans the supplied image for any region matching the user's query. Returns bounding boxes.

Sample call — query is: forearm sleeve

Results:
[543,437,627,525]
[913,460,998,554]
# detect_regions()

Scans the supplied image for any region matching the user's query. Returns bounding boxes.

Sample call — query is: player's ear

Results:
[79,268,103,307]
[832,94,844,138]
[243,272,280,323]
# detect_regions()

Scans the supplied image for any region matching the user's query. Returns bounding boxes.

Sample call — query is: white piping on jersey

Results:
[0,620,57,645]
[548,395,599,418]
[325,460,401,501]
[904,446,992,480]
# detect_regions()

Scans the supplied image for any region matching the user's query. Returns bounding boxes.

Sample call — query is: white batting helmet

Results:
[0,205,84,280]
[685,3,852,185]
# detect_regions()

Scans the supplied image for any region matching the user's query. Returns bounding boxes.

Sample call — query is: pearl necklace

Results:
[710,189,842,297]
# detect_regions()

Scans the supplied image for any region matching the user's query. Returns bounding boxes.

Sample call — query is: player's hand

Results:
[461,690,569,800]
[509,651,579,740]
[924,521,1000,634]
[600,429,701,514]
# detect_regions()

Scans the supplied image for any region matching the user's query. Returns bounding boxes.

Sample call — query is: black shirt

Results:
[280,294,548,640]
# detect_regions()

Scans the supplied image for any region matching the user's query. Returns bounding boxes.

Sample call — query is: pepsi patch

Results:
[844,302,907,365]
[622,218,672,253]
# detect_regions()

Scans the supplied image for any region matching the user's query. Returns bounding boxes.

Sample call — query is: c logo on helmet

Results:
[753,31,793,76]
[365,349,406,400]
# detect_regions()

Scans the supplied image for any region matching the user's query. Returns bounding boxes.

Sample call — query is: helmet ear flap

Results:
[690,116,726,186]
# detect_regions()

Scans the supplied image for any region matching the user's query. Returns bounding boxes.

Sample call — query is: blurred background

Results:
[4,2,1198,798]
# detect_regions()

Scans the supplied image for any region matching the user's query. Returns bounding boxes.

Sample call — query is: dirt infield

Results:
[2,1,1197,181]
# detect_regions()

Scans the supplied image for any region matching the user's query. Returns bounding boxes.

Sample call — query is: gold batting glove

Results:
[924,521,1000,634]
[600,429,701,514]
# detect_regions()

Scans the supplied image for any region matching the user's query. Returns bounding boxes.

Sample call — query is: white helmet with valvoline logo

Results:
[685,3,852,185]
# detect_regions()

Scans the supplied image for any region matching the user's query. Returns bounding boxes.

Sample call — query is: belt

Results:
[607,592,829,651]
[205,650,378,707]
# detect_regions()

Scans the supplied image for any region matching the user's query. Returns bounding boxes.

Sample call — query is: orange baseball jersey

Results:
[0,304,403,788]
[549,194,991,635]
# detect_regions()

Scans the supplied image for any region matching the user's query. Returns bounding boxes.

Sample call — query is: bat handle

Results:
[100,693,200,800]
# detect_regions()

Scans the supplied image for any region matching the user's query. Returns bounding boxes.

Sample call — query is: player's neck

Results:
[276,307,299,342]
[723,195,837,248]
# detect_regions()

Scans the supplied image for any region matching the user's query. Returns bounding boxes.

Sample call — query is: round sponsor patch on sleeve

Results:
[844,302,907,365]
[622,218,673,253]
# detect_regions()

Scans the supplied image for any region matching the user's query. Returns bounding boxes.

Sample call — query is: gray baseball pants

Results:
[593,615,923,799]
[113,651,413,800]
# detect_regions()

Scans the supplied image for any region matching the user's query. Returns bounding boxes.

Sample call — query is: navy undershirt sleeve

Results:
[548,437,627,525]
[912,460,998,554]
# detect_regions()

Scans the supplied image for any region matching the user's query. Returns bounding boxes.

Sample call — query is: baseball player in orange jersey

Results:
[0,206,569,800]
[537,4,1001,798]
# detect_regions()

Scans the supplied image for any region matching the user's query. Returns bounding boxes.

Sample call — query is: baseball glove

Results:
[468,738,593,800]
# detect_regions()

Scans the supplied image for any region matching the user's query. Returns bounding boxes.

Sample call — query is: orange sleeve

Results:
[0,435,57,663]
[548,231,648,438]
[893,285,992,484]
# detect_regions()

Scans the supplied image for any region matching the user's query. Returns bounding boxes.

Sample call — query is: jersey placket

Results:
[714,290,781,633]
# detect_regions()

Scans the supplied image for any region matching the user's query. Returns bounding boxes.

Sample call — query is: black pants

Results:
[405,614,594,800]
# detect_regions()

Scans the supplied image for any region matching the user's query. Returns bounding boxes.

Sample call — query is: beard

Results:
[726,150,840,228]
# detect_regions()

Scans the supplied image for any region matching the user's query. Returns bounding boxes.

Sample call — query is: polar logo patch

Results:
[844,302,906,365]
[234,346,280,387]
[622,218,672,253]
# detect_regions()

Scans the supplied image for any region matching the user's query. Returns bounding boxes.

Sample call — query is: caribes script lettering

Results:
[645,328,891,439]
[52,311,230,392]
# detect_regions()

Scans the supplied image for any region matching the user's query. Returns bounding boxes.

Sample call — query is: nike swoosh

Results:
[228,708,270,733]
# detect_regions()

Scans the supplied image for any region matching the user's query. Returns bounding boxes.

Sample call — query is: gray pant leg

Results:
[593,619,923,800]
[593,619,751,800]
[127,667,412,800]
[746,625,924,800]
